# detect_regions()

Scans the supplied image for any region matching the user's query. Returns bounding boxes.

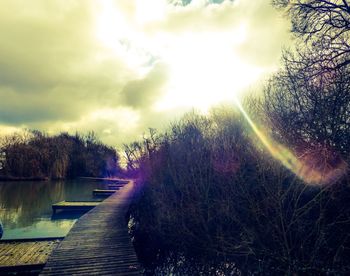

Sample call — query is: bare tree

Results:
[262,52,350,159]
[275,0,350,73]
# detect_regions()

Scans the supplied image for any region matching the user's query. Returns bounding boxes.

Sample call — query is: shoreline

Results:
[0,176,49,181]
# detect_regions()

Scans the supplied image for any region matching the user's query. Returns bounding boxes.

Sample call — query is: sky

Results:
[0,0,291,147]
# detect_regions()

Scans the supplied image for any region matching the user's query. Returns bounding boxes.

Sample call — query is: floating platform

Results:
[52,201,100,214]
[78,177,129,184]
[107,184,123,189]
[0,238,62,274]
[92,189,118,196]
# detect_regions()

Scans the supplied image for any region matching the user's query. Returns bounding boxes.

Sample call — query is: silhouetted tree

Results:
[274,0,350,75]
[262,57,350,158]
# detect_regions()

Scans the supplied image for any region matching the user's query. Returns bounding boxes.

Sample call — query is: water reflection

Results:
[0,220,3,238]
[0,180,106,239]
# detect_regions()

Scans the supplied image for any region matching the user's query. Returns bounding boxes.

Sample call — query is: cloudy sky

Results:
[0,0,291,147]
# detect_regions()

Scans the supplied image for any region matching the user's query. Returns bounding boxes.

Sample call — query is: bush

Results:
[127,109,350,274]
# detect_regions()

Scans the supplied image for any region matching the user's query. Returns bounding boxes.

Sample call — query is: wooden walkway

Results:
[0,238,62,273]
[40,180,142,275]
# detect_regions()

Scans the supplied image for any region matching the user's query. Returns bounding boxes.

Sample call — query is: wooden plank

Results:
[0,239,61,271]
[52,201,101,207]
[1,238,64,242]
[78,177,129,184]
[40,180,142,275]
[92,189,117,196]
[107,184,124,189]
[52,201,100,214]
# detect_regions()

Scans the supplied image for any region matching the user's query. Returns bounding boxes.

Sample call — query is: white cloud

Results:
[0,0,291,147]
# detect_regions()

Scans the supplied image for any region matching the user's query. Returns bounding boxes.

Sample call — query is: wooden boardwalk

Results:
[40,180,142,275]
[0,238,62,273]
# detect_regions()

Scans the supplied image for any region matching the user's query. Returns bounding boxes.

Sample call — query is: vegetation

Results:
[126,110,350,274]
[0,130,120,180]
[1,1,349,274]
[126,1,350,274]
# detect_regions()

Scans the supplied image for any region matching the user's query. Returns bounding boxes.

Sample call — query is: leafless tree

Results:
[262,51,350,163]
[274,0,350,74]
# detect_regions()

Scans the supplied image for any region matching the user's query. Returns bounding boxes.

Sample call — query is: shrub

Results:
[128,109,350,274]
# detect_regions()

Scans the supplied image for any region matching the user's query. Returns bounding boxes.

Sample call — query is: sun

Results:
[154,29,264,112]
[95,0,265,112]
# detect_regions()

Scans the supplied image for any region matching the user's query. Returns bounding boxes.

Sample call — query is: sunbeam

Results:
[234,98,347,185]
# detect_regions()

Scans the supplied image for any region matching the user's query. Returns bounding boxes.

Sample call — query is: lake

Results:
[0,180,107,239]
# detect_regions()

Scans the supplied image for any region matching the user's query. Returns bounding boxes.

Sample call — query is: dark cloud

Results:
[0,1,94,90]
[0,0,130,126]
[121,63,169,108]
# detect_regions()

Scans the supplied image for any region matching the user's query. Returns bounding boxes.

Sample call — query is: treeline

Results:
[0,130,120,180]
[126,1,350,274]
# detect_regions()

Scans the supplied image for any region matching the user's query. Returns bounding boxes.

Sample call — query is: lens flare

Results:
[234,98,347,185]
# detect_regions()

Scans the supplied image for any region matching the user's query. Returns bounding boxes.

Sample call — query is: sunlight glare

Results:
[135,0,166,24]
[95,0,151,76]
[95,0,126,52]
[95,1,266,112]
[154,28,264,112]
[234,98,348,185]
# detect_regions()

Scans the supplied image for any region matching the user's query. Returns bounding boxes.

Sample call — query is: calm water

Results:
[0,180,107,240]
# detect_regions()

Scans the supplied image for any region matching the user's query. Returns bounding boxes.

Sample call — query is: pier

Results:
[41,180,142,275]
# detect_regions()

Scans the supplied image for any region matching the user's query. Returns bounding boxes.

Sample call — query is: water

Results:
[0,180,107,240]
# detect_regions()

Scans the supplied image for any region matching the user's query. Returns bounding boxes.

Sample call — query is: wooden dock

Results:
[92,189,118,196]
[78,177,129,184]
[0,238,62,274]
[107,184,124,189]
[41,180,142,275]
[52,201,101,214]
